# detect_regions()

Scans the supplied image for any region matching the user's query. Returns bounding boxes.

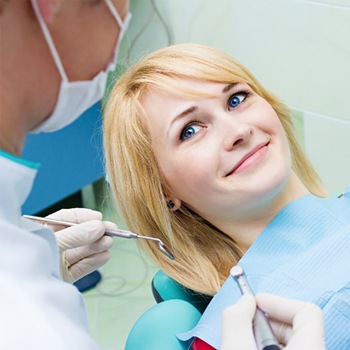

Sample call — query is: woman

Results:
[103,44,350,349]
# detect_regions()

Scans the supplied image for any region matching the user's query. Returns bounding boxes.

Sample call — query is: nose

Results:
[221,118,253,151]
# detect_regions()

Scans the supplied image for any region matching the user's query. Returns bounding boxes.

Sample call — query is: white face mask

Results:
[30,0,131,133]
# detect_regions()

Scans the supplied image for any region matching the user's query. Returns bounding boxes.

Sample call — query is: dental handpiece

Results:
[23,214,174,261]
[230,266,281,350]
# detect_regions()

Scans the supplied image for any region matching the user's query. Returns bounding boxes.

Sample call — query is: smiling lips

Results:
[226,142,270,176]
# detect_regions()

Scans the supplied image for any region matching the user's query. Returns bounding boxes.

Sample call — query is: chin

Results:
[254,166,291,200]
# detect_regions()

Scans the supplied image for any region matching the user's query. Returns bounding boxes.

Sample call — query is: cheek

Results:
[159,151,212,198]
[274,119,291,155]
[260,105,288,145]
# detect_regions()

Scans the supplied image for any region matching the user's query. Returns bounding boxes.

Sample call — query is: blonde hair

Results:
[103,43,326,295]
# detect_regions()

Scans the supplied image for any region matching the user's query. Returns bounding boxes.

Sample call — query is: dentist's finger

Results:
[55,220,106,251]
[65,235,113,265]
[47,208,103,231]
[256,293,325,349]
[221,294,257,350]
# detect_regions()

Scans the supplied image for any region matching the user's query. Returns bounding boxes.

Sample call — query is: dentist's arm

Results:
[46,208,114,283]
[221,293,325,350]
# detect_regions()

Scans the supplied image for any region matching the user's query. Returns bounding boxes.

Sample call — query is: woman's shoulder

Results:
[280,185,350,225]
[320,184,350,223]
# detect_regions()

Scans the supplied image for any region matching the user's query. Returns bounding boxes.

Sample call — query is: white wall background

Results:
[120,0,350,194]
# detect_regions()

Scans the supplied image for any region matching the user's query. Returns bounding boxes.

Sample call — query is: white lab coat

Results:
[0,153,99,349]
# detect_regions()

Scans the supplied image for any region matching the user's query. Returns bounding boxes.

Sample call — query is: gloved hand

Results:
[221,293,325,350]
[46,208,114,283]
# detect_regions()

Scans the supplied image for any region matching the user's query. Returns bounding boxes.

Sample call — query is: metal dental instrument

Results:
[230,265,281,350]
[23,214,174,261]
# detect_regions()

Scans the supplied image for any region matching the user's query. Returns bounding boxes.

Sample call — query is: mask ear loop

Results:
[103,0,132,69]
[104,0,125,30]
[30,0,68,82]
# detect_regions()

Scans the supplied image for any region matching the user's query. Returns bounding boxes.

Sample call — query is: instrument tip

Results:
[159,243,175,261]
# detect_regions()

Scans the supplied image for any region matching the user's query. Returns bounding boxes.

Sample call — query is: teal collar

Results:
[0,149,40,169]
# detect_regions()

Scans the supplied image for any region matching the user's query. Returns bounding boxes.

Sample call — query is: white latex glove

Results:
[221,293,325,350]
[46,208,114,283]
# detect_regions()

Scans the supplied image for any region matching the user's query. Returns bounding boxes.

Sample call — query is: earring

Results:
[167,200,174,209]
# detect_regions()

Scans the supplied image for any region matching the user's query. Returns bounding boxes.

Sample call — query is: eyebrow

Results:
[168,83,239,132]
[222,82,239,93]
[170,106,197,128]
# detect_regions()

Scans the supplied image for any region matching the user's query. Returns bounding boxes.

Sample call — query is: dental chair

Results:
[125,270,212,350]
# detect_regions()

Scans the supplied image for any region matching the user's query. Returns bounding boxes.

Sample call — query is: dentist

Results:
[0,0,130,348]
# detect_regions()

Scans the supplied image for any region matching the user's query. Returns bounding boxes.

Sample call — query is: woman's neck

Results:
[218,172,310,252]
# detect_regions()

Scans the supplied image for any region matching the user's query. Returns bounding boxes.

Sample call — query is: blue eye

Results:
[228,93,247,109]
[180,124,202,140]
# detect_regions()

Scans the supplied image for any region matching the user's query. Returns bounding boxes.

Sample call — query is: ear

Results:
[166,198,182,212]
[37,0,62,23]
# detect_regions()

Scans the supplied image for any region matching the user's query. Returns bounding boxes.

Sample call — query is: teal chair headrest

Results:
[125,299,201,350]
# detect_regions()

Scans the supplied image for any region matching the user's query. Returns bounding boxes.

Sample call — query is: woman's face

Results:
[142,79,293,225]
